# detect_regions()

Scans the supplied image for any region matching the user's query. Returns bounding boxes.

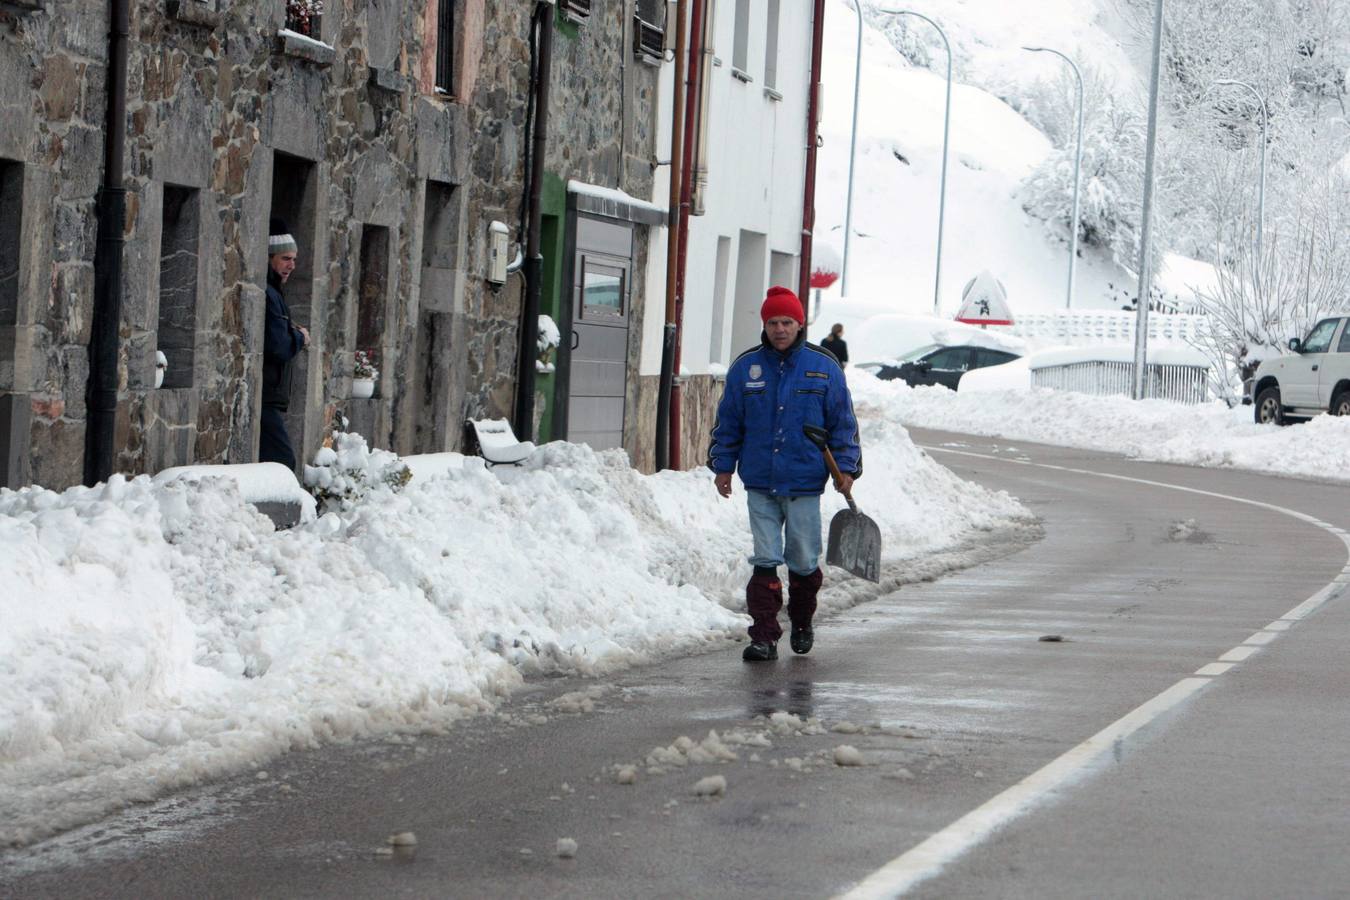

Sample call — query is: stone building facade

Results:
[0,0,664,490]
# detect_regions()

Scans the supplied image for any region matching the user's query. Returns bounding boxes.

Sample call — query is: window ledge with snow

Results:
[166,0,220,28]
[731,68,753,84]
[277,28,336,67]
[763,86,783,102]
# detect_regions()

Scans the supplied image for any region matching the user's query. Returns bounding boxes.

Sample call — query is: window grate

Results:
[435,0,454,93]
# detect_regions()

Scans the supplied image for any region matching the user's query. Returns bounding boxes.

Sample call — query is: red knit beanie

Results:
[760,286,804,324]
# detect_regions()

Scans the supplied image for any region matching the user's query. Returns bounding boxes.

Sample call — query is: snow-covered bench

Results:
[152,462,316,528]
[465,418,535,467]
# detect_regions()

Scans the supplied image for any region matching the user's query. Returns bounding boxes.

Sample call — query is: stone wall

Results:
[0,1,109,488]
[1,0,662,489]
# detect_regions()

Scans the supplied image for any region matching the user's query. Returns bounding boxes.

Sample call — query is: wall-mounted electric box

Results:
[488,221,510,285]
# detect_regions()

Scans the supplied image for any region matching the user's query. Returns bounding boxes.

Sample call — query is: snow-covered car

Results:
[857,343,1022,391]
[1250,316,1350,425]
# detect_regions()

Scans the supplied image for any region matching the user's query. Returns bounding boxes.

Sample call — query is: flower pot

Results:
[352,377,375,399]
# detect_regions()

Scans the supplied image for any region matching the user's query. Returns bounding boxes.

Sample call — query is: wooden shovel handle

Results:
[819,445,858,513]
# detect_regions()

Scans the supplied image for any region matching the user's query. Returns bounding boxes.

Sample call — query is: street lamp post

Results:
[1024,46,1084,310]
[842,1,864,297]
[870,7,952,314]
[1208,78,1268,267]
[1131,0,1165,401]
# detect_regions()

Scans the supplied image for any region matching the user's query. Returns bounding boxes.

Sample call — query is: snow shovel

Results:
[803,425,882,583]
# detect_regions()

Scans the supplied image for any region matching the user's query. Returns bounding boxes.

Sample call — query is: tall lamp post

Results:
[1024,46,1084,310]
[1131,0,1165,401]
[864,7,951,315]
[842,1,864,298]
[1208,78,1268,267]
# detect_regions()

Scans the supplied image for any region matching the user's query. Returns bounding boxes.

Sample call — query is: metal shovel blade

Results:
[826,507,882,583]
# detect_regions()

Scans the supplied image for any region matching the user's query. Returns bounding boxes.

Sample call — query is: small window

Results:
[357,224,389,354]
[1338,321,1350,353]
[764,0,780,89]
[925,348,972,371]
[284,0,323,37]
[1303,318,1338,354]
[732,0,750,73]
[0,160,20,332]
[434,0,454,93]
[157,185,200,389]
[974,348,1016,368]
[581,259,625,322]
[560,0,592,24]
[634,0,666,63]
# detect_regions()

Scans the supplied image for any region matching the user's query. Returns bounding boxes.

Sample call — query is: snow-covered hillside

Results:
[813,0,1139,330]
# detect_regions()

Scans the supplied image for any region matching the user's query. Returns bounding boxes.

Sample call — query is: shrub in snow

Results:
[537,315,561,374]
[303,431,412,514]
[1017,65,1176,273]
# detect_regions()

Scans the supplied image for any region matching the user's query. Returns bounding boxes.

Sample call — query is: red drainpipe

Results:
[669,0,707,470]
[797,0,827,312]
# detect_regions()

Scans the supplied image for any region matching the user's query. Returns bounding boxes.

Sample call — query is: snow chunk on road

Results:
[691,775,727,797]
[834,746,866,767]
[556,837,578,858]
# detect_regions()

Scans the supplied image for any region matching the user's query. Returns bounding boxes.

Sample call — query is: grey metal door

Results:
[567,216,633,450]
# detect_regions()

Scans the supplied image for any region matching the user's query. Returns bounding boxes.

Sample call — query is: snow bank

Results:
[1,418,1027,845]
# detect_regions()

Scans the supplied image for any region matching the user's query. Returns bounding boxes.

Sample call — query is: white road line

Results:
[839,444,1350,899]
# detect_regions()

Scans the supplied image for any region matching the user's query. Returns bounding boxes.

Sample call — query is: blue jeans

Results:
[746,490,822,576]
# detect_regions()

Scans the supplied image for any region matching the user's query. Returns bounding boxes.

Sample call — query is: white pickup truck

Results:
[1251,316,1350,425]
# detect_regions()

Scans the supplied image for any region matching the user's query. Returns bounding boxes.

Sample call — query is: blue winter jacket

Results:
[708,333,862,496]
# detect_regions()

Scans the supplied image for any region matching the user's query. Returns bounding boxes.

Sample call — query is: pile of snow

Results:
[851,369,1350,482]
[1,415,1027,845]
[153,462,316,523]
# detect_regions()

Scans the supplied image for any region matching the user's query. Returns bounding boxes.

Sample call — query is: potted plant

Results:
[353,349,378,399]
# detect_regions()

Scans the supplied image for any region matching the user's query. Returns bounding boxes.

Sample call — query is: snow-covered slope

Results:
[812,0,1139,334]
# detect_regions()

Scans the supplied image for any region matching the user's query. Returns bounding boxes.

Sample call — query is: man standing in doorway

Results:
[260,218,309,469]
[709,286,862,661]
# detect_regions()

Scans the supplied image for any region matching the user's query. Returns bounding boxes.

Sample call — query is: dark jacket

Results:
[819,334,848,365]
[263,270,304,409]
[708,331,862,496]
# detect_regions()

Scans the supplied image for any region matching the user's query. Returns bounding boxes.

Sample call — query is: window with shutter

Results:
[634,0,665,63]
[560,0,592,24]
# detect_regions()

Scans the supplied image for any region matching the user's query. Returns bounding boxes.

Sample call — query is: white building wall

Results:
[639,0,814,377]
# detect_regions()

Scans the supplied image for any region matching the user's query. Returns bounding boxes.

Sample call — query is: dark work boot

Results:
[745,566,784,646]
[789,624,814,655]
[788,568,823,655]
[742,640,778,662]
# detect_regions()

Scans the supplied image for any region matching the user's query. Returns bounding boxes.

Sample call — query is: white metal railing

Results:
[1010,311,1209,346]
[1031,360,1211,404]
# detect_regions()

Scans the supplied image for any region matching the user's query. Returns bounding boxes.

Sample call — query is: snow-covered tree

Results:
[1017,65,1179,276]
[1189,160,1350,402]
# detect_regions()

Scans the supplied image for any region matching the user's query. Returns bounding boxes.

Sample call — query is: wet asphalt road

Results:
[3,427,1350,899]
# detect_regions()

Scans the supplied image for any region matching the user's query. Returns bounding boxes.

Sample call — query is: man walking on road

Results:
[260,218,310,470]
[709,286,862,662]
